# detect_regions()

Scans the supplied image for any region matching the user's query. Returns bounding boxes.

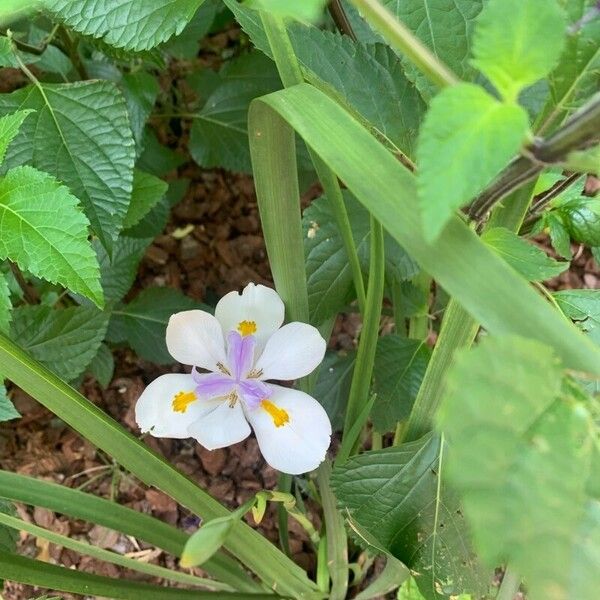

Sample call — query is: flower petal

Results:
[193,371,235,400]
[215,283,284,349]
[254,322,326,381]
[188,401,251,450]
[226,331,256,379]
[135,374,216,438]
[166,310,227,370]
[245,384,331,474]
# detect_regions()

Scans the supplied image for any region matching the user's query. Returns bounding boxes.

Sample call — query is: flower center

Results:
[172,390,197,413]
[261,399,289,427]
[237,320,257,336]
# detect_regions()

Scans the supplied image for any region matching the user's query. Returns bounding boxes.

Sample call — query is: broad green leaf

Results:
[0,272,11,334]
[0,501,17,554]
[0,110,33,164]
[0,166,103,306]
[566,145,600,176]
[472,0,566,100]
[181,516,234,567]
[123,170,168,229]
[45,0,205,51]
[112,287,201,364]
[137,128,186,177]
[122,192,170,239]
[246,0,327,22]
[482,227,568,281]
[0,81,135,251]
[190,52,280,173]
[397,577,426,600]
[95,237,150,305]
[120,72,160,148]
[0,382,19,422]
[9,305,109,381]
[437,335,598,600]
[314,350,355,429]
[332,433,490,599]
[382,0,484,100]
[546,212,572,258]
[289,26,425,158]
[543,0,600,127]
[87,343,114,389]
[417,83,529,240]
[372,335,430,432]
[0,1,39,24]
[559,199,600,245]
[553,289,600,337]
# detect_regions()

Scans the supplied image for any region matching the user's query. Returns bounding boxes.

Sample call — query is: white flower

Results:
[135,283,331,474]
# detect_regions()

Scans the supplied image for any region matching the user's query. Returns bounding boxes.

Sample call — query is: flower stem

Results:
[496,566,521,600]
[348,0,459,89]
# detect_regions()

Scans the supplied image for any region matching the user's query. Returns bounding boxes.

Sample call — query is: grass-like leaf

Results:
[0,166,103,306]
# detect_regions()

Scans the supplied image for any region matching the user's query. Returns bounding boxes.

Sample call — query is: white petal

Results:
[188,400,251,450]
[245,385,331,474]
[135,374,215,439]
[166,310,227,370]
[215,283,284,349]
[254,322,326,381]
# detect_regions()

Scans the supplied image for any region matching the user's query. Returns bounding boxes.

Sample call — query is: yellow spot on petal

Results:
[261,399,289,428]
[172,390,197,413]
[237,320,257,336]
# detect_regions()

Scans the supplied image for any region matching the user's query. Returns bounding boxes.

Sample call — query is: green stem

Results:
[261,11,366,314]
[0,512,230,591]
[349,0,459,88]
[496,566,521,600]
[402,182,537,443]
[407,272,431,341]
[342,217,384,445]
[391,280,407,336]
[277,472,292,556]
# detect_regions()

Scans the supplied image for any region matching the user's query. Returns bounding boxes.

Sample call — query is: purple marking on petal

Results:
[239,379,272,409]
[227,331,256,380]
[194,372,235,400]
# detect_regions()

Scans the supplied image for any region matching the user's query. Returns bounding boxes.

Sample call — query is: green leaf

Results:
[437,335,598,600]
[138,128,185,177]
[88,343,114,388]
[559,199,600,245]
[0,109,33,165]
[10,305,109,381]
[123,170,168,229]
[113,287,201,364]
[181,516,235,567]
[314,350,355,430]
[417,83,529,240]
[190,52,280,173]
[0,81,135,251]
[246,0,326,22]
[45,0,205,52]
[382,0,485,101]
[0,272,11,334]
[332,433,490,599]
[289,26,426,158]
[371,335,430,432]
[0,166,103,306]
[472,0,566,100]
[0,501,17,554]
[397,577,426,600]
[553,289,600,334]
[566,145,600,176]
[0,381,19,422]
[120,72,160,148]
[482,227,568,281]
[546,212,573,258]
[95,236,150,305]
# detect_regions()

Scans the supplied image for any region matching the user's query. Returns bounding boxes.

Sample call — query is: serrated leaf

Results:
[0,499,17,554]
[559,199,600,245]
[382,0,485,101]
[10,305,109,380]
[0,166,103,306]
[137,128,185,177]
[0,380,19,422]
[0,81,135,251]
[437,335,598,600]
[190,52,280,173]
[120,72,160,149]
[417,83,529,241]
[123,170,168,229]
[472,0,566,100]
[553,289,600,331]
[0,110,32,164]
[122,191,170,239]
[94,236,150,305]
[88,343,114,388]
[482,227,568,281]
[314,350,355,430]
[372,335,430,432]
[45,0,205,52]
[546,212,573,258]
[112,287,202,364]
[0,272,11,335]
[332,433,490,599]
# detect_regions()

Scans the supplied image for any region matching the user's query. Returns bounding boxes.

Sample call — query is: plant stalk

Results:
[496,566,521,600]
